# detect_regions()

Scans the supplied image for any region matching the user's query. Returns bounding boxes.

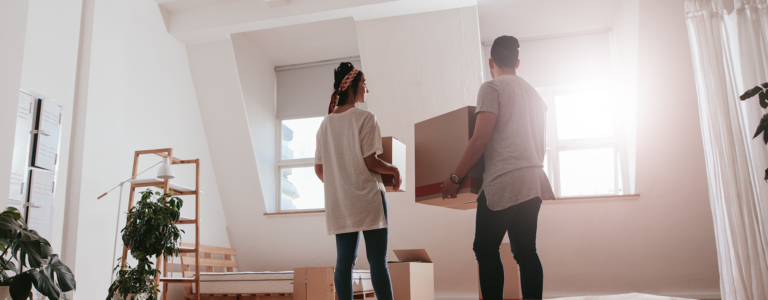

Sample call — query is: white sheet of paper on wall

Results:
[32,99,62,171]
[10,92,35,202]
[27,169,54,241]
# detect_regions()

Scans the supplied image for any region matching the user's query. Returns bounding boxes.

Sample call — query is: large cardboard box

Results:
[415,106,483,210]
[477,243,522,300]
[380,136,406,192]
[388,249,434,300]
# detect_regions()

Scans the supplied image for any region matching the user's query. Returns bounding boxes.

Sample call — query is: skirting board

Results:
[434,293,722,300]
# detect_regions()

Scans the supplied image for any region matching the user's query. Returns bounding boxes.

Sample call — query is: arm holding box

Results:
[442,111,497,199]
[364,154,402,191]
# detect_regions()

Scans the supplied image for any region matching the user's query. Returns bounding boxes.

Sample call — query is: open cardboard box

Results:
[415,106,484,210]
[388,249,434,300]
[478,243,522,300]
[380,136,406,192]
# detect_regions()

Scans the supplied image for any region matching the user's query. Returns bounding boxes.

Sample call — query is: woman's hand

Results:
[442,178,460,199]
[392,169,402,191]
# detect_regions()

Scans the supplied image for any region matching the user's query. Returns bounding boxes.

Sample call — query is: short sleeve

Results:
[315,128,323,164]
[476,81,501,115]
[360,114,383,158]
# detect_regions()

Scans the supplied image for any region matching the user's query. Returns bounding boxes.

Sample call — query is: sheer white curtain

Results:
[686,0,768,299]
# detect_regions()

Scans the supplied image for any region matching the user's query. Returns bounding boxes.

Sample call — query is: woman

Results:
[314,62,402,300]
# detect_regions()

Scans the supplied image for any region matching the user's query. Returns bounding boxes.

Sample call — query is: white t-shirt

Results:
[476,75,556,210]
[315,107,387,235]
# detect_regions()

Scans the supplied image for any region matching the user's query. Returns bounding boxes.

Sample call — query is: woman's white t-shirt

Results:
[315,107,387,235]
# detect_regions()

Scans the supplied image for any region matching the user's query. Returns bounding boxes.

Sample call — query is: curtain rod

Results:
[275,56,362,71]
[482,28,612,46]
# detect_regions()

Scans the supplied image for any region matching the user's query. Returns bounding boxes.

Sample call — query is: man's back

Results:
[475,75,555,211]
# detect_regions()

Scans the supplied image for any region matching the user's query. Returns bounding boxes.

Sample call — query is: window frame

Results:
[538,82,630,198]
[275,113,326,213]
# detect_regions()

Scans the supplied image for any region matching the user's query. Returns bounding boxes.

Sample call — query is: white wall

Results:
[20,0,83,255]
[231,33,279,214]
[0,0,31,211]
[64,0,231,298]
[536,0,717,297]
[187,38,274,274]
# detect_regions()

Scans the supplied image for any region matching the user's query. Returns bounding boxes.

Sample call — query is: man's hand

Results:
[442,177,460,199]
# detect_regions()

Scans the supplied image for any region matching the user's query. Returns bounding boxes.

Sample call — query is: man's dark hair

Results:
[490,35,520,68]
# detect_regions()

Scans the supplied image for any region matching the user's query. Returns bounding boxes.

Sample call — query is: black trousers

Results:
[474,192,543,300]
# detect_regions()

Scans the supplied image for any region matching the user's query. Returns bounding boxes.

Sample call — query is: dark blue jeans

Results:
[474,192,543,300]
[334,192,393,300]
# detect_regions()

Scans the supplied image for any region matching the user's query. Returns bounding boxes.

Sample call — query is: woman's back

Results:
[315,107,387,235]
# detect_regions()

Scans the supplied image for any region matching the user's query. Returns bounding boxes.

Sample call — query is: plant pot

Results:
[0,286,8,300]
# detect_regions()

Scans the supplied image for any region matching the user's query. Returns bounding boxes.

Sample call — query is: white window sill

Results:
[264,210,325,216]
[546,194,640,203]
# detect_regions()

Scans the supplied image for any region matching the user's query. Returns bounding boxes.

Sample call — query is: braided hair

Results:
[332,62,363,107]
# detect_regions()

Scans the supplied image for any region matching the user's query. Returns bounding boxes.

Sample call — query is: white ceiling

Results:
[241,17,360,67]
[155,0,243,12]
[159,0,626,66]
[477,0,624,42]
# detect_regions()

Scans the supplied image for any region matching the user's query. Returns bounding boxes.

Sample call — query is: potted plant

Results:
[106,189,183,300]
[740,82,768,180]
[0,207,76,300]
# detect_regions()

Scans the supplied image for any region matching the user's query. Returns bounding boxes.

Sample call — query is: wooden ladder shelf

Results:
[119,148,201,300]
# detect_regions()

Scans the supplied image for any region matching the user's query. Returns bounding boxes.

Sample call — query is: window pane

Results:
[280,167,324,210]
[555,93,613,140]
[281,117,324,160]
[559,148,615,197]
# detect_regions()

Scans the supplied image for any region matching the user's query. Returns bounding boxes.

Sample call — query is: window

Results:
[538,83,629,198]
[277,116,325,212]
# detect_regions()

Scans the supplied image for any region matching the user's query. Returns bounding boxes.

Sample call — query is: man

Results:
[441,35,555,300]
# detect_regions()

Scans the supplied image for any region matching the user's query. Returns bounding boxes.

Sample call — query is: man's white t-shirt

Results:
[315,107,387,235]
[476,75,556,210]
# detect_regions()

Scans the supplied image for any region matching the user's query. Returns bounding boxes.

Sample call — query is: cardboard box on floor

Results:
[478,243,522,300]
[380,136,406,192]
[388,249,434,300]
[415,106,484,210]
[294,267,335,300]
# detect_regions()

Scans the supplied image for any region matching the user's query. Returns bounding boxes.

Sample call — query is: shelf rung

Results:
[160,277,195,283]
[177,246,196,253]
[174,219,197,225]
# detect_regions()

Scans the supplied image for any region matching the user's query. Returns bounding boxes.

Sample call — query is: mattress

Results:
[192,270,373,295]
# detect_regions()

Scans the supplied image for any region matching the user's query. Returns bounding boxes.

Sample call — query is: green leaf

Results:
[0,208,22,221]
[14,240,44,268]
[762,82,768,89]
[761,91,768,109]
[741,86,763,100]
[29,267,60,300]
[0,216,38,242]
[754,114,768,139]
[765,168,768,182]
[9,273,32,300]
[48,255,75,292]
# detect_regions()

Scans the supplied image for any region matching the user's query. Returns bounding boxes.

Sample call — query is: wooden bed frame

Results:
[169,243,375,300]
